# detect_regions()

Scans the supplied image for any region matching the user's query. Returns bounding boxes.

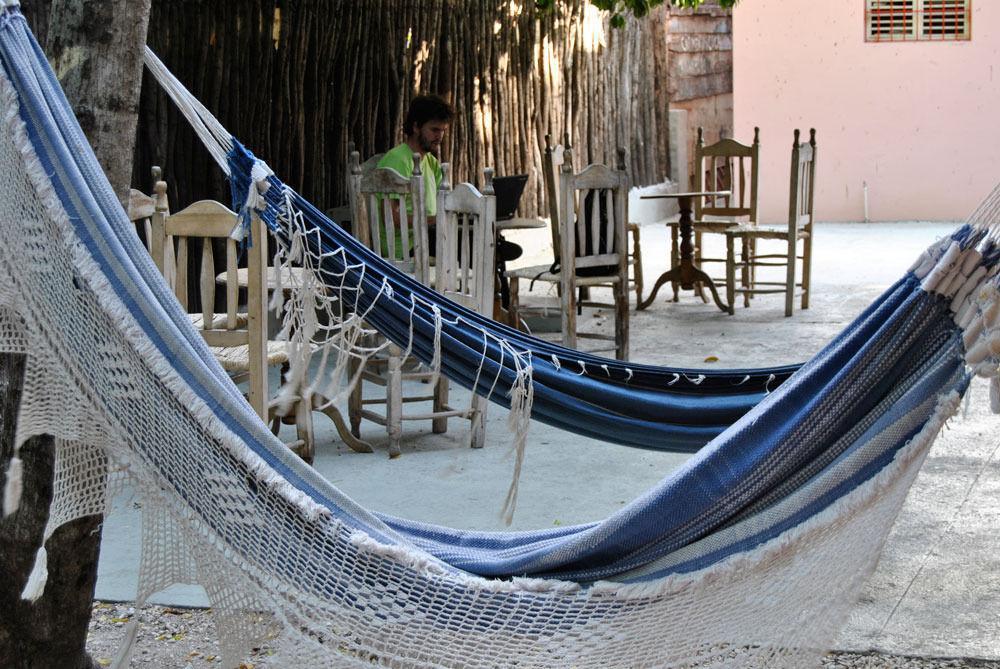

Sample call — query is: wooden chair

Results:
[348,150,429,274]
[348,151,486,455]
[432,170,498,448]
[149,182,315,461]
[668,127,760,300]
[723,128,816,317]
[508,147,630,360]
[527,134,643,305]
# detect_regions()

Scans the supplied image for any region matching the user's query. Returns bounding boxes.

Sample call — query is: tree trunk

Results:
[0,358,102,668]
[46,0,152,204]
[0,1,150,667]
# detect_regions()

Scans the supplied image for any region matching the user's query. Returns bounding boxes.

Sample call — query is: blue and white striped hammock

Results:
[1,4,998,666]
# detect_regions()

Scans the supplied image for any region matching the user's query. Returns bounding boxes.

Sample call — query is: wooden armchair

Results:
[508,147,630,360]
[724,129,816,316]
[149,182,315,461]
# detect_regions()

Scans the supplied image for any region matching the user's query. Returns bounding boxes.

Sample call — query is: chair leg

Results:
[562,278,577,351]
[347,356,363,438]
[386,346,403,458]
[740,237,751,308]
[432,376,449,434]
[670,225,680,302]
[801,233,813,310]
[509,276,522,330]
[629,223,643,305]
[725,234,736,316]
[468,395,486,449]
[693,230,708,303]
[295,390,315,464]
[784,235,797,318]
[615,282,629,360]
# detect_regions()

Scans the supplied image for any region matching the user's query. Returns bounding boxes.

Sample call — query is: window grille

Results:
[866,0,970,42]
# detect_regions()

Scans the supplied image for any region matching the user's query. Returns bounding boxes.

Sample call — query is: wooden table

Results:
[637,191,731,313]
[221,267,374,454]
[496,216,547,232]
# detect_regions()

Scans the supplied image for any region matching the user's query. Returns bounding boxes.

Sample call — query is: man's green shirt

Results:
[377,143,443,217]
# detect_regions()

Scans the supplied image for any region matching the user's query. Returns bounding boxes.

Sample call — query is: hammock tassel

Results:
[500,363,534,526]
[2,454,22,516]
[921,241,961,293]
[429,305,443,389]
[20,544,48,602]
[982,296,1000,329]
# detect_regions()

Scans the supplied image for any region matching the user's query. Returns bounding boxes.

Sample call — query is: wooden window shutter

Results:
[866,0,970,42]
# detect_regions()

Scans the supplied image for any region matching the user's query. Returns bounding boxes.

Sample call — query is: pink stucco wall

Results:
[733,1,1000,222]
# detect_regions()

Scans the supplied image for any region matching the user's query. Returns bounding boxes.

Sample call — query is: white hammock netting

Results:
[1,5,999,667]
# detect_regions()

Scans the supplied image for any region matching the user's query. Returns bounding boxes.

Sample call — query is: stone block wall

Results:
[665,3,734,184]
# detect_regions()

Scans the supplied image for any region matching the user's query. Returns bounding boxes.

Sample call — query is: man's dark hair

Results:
[403,94,454,136]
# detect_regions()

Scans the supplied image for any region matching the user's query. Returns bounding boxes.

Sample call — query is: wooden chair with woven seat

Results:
[149,181,315,462]
[508,146,630,360]
[667,127,760,301]
[347,151,492,455]
[724,128,817,317]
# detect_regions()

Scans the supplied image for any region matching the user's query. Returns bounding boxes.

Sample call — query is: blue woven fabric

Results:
[0,5,979,583]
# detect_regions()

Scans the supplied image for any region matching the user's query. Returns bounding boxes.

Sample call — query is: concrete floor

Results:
[96,218,1000,659]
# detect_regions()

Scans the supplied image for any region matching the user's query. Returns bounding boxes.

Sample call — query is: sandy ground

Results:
[87,218,1000,667]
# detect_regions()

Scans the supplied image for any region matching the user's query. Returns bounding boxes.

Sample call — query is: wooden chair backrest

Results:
[132,167,178,288]
[333,143,385,227]
[436,167,497,315]
[150,184,270,417]
[542,133,569,256]
[127,166,164,249]
[788,128,817,233]
[345,142,383,193]
[559,147,629,280]
[348,149,430,284]
[693,126,760,222]
[128,188,155,225]
[344,145,386,230]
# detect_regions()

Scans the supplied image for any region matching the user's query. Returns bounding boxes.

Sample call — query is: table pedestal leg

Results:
[637,194,730,313]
